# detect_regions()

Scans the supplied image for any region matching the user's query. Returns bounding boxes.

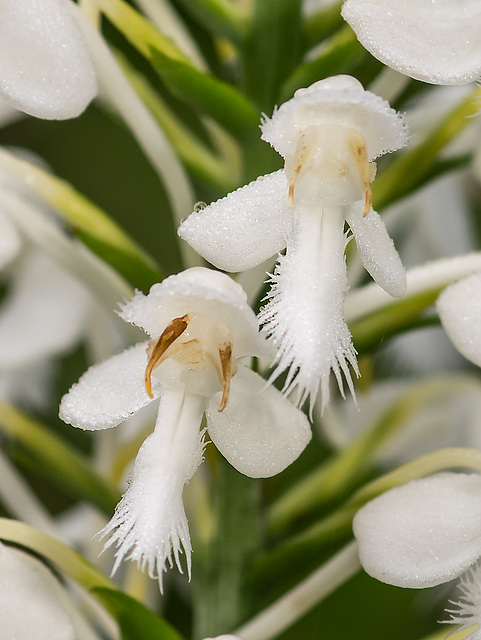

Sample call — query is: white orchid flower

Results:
[342,0,481,85]
[60,267,311,587]
[0,0,97,119]
[353,473,481,589]
[179,76,407,411]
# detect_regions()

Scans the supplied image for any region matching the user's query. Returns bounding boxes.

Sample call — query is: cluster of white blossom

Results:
[2,1,481,639]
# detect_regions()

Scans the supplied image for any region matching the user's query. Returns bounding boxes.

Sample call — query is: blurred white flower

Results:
[0,0,97,119]
[342,0,481,85]
[60,267,311,587]
[180,76,407,411]
[353,473,481,588]
[437,272,481,368]
[0,541,76,640]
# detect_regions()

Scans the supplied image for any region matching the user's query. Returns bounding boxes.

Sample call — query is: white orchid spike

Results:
[60,267,311,587]
[0,0,97,119]
[353,473,481,589]
[341,0,481,85]
[179,76,407,411]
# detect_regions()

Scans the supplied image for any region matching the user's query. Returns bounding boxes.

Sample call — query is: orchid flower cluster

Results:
[2,1,481,640]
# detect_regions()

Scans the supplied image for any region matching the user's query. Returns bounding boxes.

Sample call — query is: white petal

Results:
[178,171,293,272]
[261,75,407,160]
[342,0,481,85]
[206,365,311,478]
[346,203,406,297]
[120,267,268,358]
[59,342,159,430]
[353,473,481,588]
[0,542,75,640]
[0,209,21,269]
[0,251,91,369]
[0,0,97,119]
[259,204,358,411]
[437,273,481,366]
[101,390,205,587]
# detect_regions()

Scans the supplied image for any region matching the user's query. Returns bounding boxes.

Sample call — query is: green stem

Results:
[235,541,360,640]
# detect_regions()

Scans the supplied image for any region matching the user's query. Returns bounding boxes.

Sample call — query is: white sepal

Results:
[178,171,293,272]
[206,364,311,478]
[0,0,97,118]
[59,342,159,430]
[100,390,205,588]
[437,273,481,367]
[261,75,407,160]
[259,204,358,411]
[342,0,481,85]
[0,542,75,640]
[346,203,406,297]
[120,267,267,358]
[353,473,481,588]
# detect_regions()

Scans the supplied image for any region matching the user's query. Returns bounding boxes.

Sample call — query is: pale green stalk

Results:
[134,0,207,69]
[345,252,481,322]
[0,448,59,538]
[235,541,360,640]
[368,67,410,102]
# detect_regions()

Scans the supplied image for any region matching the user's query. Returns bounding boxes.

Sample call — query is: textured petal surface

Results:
[101,391,205,586]
[178,171,292,272]
[346,203,406,297]
[206,365,311,478]
[259,204,358,411]
[0,251,91,369]
[60,342,158,430]
[261,75,407,160]
[437,273,481,366]
[0,542,75,640]
[120,267,267,358]
[342,0,481,84]
[0,0,97,118]
[353,473,481,588]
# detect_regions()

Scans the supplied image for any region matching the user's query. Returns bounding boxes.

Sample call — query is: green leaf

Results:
[242,0,303,110]
[92,588,183,640]
[0,402,120,517]
[302,1,343,49]
[193,460,261,638]
[117,51,240,193]
[0,149,163,292]
[98,0,259,139]
[175,0,249,44]
[280,26,366,102]
[148,49,260,139]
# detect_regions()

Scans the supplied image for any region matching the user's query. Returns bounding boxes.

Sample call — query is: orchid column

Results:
[179,76,408,411]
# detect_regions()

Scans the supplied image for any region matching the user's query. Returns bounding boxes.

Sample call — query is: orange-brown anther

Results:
[217,342,234,412]
[144,315,188,398]
[347,133,372,216]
